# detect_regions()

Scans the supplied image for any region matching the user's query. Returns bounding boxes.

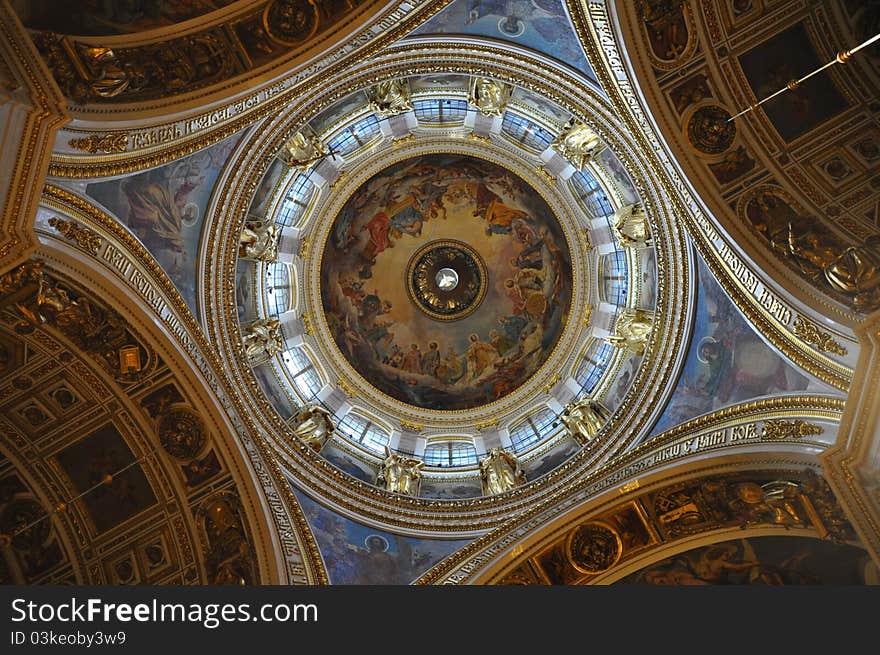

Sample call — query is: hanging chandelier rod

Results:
[728,32,880,122]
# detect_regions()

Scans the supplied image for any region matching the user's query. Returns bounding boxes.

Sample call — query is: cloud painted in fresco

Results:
[293,488,471,584]
[86,132,243,318]
[414,0,596,83]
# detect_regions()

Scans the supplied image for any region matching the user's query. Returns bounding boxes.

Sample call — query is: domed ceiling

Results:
[8,0,871,588]
[320,152,573,410]
[223,54,679,523]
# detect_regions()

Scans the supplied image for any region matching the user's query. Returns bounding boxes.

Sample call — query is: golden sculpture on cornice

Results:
[560,397,611,443]
[611,203,651,248]
[242,317,284,364]
[280,130,329,169]
[551,118,601,170]
[367,79,414,117]
[377,446,423,496]
[239,218,280,262]
[468,77,512,117]
[607,309,653,356]
[292,403,335,451]
[479,447,526,495]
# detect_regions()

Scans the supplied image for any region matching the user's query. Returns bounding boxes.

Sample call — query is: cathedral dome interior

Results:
[1,0,879,587]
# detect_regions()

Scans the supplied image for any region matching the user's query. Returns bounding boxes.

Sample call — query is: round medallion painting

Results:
[320,154,573,411]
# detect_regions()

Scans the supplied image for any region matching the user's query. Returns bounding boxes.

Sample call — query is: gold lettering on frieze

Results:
[130,125,182,149]
[728,422,759,442]
[129,269,167,317]
[102,243,132,278]
[756,286,792,326]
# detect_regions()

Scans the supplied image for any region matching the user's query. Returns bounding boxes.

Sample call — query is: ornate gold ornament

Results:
[291,404,335,451]
[760,419,823,440]
[377,446,424,495]
[400,421,424,432]
[792,316,847,356]
[551,119,601,170]
[242,317,284,365]
[158,407,207,459]
[367,78,414,117]
[607,308,653,356]
[68,133,128,154]
[406,240,488,321]
[48,217,102,256]
[560,397,611,443]
[565,521,622,574]
[534,166,555,184]
[479,448,526,496]
[468,76,512,116]
[239,218,280,262]
[611,203,651,248]
[279,129,329,170]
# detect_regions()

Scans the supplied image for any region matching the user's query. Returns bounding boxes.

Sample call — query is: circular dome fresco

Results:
[319,153,573,411]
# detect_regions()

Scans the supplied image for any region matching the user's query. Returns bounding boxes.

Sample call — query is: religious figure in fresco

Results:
[121,160,204,274]
[479,448,526,495]
[320,154,573,411]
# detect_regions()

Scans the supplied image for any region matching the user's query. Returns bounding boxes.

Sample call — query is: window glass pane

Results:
[575,341,614,395]
[327,115,380,157]
[570,170,614,219]
[413,98,468,124]
[266,263,290,315]
[509,418,539,452]
[600,250,628,306]
[276,173,315,227]
[501,112,554,152]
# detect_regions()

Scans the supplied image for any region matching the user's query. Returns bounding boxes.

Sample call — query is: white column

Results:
[277,226,301,263]
[278,310,305,349]
[591,302,619,338]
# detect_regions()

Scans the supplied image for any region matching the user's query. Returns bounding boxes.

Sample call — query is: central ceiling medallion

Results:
[320,153,573,411]
[406,240,487,321]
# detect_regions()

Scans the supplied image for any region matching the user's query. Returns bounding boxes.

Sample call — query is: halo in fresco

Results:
[320,153,573,411]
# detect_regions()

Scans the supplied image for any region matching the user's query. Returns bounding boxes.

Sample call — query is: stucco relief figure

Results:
[480,447,526,495]
[292,403,335,451]
[377,446,424,495]
[239,219,280,262]
[611,203,651,248]
[367,79,413,117]
[607,309,653,356]
[729,481,803,529]
[560,397,611,442]
[748,191,880,312]
[785,223,880,313]
[242,317,283,364]
[280,130,327,169]
[468,77,511,117]
[551,119,601,170]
